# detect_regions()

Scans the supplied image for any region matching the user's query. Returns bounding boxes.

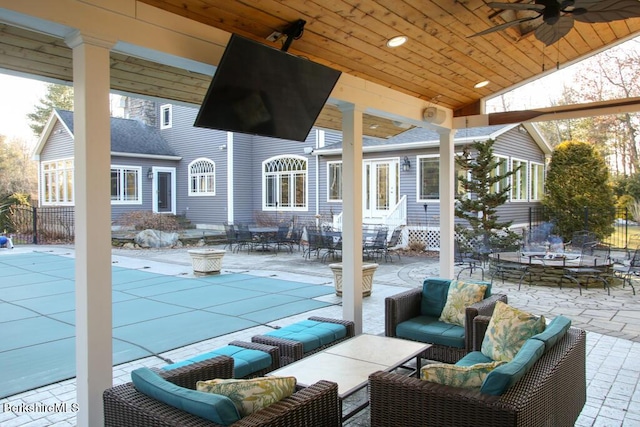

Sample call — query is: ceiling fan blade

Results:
[572,0,640,23]
[469,16,540,38]
[535,16,575,45]
[487,2,545,11]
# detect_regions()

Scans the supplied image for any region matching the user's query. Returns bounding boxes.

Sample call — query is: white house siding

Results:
[159,104,228,226]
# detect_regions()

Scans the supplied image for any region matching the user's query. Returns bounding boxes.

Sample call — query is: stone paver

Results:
[1,244,640,426]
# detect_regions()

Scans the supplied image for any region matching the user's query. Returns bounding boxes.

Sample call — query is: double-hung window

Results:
[490,155,510,195]
[111,166,141,204]
[530,162,545,201]
[189,158,216,196]
[42,159,74,205]
[417,155,465,201]
[263,155,307,210]
[511,159,528,201]
[327,161,342,202]
[160,104,172,129]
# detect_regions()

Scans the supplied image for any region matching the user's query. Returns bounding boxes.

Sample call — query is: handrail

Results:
[331,195,407,235]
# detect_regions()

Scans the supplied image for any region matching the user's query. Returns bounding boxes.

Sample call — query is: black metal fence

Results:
[528,206,632,249]
[0,205,75,245]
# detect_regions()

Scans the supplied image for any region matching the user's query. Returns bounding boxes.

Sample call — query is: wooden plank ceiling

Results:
[2,0,640,137]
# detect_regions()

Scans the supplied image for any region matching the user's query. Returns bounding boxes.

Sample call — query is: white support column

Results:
[439,129,456,279]
[66,31,114,427]
[226,132,234,223]
[339,103,364,334]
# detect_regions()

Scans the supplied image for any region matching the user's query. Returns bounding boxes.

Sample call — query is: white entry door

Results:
[152,167,176,214]
[363,159,399,219]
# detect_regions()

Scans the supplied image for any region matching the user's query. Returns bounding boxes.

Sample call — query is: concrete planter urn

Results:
[329,263,378,297]
[188,249,225,276]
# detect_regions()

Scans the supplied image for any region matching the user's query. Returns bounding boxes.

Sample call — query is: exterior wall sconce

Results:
[402,156,411,172]
[147,168,153,179]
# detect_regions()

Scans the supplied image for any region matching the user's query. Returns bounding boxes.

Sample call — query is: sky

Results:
[0,74,48,145]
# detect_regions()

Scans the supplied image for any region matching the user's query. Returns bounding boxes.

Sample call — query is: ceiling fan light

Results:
[386,35,408,48]
[474,80,490,88]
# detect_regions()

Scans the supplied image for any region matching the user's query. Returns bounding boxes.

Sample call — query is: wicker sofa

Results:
[369,317,587,427]
[103,355,340,427]
[385,278,507,363]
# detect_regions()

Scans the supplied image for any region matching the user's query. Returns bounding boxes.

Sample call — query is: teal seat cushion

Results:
[264,319,347,353]
[420,278,492,317]
[163,345,272,379]
[396,315,465,348]
[456,351,494,367]
[480,338,545,396]
[531,316,571,352]
[131,367,241,426]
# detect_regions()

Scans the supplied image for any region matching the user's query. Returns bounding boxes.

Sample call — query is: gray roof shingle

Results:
[322,124,514,150]
[55,109,178,157]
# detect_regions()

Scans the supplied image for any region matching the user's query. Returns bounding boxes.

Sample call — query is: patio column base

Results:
[329,263,378,297]
[188,249,225,276]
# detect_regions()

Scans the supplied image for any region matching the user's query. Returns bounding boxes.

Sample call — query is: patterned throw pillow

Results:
[481,301,546,362]
[420,361,505,389]
[196,376,296,417]
[439,280,488,326]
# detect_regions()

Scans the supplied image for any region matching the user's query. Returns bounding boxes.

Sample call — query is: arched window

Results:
[188,158,215,196]
[262,155,307,210]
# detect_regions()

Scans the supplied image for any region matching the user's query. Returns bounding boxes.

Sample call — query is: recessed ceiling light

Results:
[386,35,408,48]
[474,80,490,89]
[369,124,379,129]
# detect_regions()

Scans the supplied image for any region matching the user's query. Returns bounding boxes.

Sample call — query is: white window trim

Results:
[326,160,342,202]
[510,157,529,202]
[188,157,216,196]
[530,161,545,201]
[262,154,308,211]
[110,165,142,205]
[41,158,74,206]
[416,153,466,203]
[160,104,172,129]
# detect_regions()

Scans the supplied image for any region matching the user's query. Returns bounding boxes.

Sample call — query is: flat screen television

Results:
[194,34,341,142]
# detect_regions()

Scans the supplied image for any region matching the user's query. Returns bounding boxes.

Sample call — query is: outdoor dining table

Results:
[248,226,278,251]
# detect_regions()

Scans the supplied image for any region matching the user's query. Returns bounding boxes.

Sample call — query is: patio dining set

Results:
[223,222,403,264]
[455,229,639,296]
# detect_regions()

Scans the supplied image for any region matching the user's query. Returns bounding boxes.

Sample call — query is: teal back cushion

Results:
[131,368,241,426]
[531,315,571,352]
[421,278,491,317]
[480,338,545,396]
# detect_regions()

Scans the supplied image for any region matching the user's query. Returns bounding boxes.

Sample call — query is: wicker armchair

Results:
[104,355,341,427]
[385,282,507,363]
[370,323,586,427]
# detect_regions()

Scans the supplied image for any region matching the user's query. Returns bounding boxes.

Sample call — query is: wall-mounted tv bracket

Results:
[281,19,306,52]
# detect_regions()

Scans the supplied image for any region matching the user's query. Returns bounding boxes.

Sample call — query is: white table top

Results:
[267,334,430,397]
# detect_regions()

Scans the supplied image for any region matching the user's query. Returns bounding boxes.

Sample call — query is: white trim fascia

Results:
[32,110,73,158]
[522,123,553,155]
[110,152,182,160]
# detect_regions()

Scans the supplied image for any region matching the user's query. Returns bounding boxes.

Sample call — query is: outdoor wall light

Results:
[402,156,411,172]
[147,168,153,180]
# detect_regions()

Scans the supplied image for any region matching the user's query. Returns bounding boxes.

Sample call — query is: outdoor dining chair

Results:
[612,246,638,295]
[561,242,611,295]
[488,243,530,289]
[454,238,484,280]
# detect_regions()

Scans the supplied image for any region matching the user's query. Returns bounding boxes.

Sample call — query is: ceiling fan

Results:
[471,0,640,46]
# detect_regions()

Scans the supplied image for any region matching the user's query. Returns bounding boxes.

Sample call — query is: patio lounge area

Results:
[1,243,639,426]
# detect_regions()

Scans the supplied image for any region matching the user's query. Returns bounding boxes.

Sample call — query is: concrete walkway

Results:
[1,244,639,426]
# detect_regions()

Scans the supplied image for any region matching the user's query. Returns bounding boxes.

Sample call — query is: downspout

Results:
[315,129,323,217]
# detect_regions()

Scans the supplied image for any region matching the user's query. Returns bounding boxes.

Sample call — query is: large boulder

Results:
[134,229,179,248]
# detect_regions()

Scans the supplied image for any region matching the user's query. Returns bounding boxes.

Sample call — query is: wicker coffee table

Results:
[267,334,430,421]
